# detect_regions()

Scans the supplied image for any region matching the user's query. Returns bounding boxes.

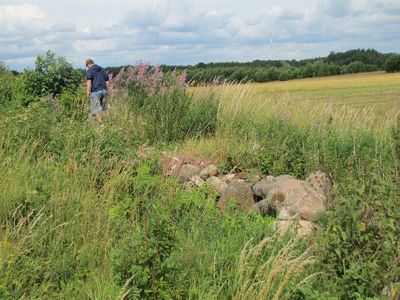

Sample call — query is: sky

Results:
[1,0,399,70]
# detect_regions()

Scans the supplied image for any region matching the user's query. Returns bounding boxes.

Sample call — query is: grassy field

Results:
[251,71,400,112]
[192,71,400,135]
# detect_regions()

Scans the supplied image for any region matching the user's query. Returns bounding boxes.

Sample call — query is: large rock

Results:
[306,171,333,203]
[222,173,236,184]
[177,164,200,183]
[252,172,332,221]
[208,176,228,195]
[250,199,275,217]
[190,175,204,187]
[162,156,184,177]
[277,208,290,220]
[252,175,295,199]
[218,179,254,213]
[252,177,276,199]
[199,164,218,179]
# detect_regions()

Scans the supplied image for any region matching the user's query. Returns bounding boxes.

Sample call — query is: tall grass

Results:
[0,97,316,299]
[233,233,315,300]
[210,81,399,136]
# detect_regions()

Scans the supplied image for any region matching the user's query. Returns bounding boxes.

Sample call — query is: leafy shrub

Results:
[20,51,81,106]
[0,71,14,106]
[142,88,191,143]
[385,54,400,73]
[313,174,400,298]
[344,61,366,73]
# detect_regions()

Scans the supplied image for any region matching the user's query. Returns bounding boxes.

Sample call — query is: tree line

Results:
[105,48,400,85]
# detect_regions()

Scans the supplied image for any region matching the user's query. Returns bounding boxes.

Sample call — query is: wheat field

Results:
[193,71,400,134]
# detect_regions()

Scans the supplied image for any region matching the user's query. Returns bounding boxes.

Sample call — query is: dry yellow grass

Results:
[250,71,400,114]
[193,71,400,134]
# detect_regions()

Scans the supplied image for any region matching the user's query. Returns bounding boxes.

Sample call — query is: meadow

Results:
[250,71,399,112]
[192,71,400,135]
[0,54,399,299]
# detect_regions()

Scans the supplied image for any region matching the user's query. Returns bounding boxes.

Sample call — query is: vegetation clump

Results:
[385,54,400,73]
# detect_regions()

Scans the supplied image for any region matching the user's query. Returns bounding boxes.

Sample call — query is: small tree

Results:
[23,51,81,103]
[344,61,366,74]
[385,54,400,73]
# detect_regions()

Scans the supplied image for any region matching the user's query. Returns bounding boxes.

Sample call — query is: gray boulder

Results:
[250,198,275,216]
[178,164,200,183]
[306,171,333,203]
[190,175,204,187]
[208,176,228,195]
[222,173,236,184]
[252,172,332,221]
[199,164,218,179]
[252,178,276,199]
[252,175,295,199]
[277,208,290,220]
[219,179,254,213]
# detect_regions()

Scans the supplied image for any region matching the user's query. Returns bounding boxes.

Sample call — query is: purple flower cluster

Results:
[111,62,188,97]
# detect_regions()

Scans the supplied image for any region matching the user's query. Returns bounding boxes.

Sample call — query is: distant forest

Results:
[106,49,395,84]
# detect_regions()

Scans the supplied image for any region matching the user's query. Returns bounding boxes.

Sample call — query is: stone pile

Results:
[162,155,333,237]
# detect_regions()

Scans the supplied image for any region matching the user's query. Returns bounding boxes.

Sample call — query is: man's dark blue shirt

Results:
[86,64,109,92]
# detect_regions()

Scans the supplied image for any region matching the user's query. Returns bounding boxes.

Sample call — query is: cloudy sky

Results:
[1,0,399,70]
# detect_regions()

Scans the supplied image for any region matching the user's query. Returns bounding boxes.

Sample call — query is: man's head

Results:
[85,58,94,68]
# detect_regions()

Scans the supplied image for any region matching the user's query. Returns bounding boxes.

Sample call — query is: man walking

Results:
[86,58,109,122]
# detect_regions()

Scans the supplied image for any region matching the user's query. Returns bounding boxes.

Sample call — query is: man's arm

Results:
[86,80,92,97]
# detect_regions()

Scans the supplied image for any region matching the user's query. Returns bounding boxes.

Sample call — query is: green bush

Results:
[344,61,366,74]
[143,88,219,143]
[20,51,81,106]
[392,115,400,162]
[385,54,400,73]
[0,71,14,106]
[313,174,399,298]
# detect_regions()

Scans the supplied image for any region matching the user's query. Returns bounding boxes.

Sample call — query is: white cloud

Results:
[0,4,44,21]
[0,0,399,70]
